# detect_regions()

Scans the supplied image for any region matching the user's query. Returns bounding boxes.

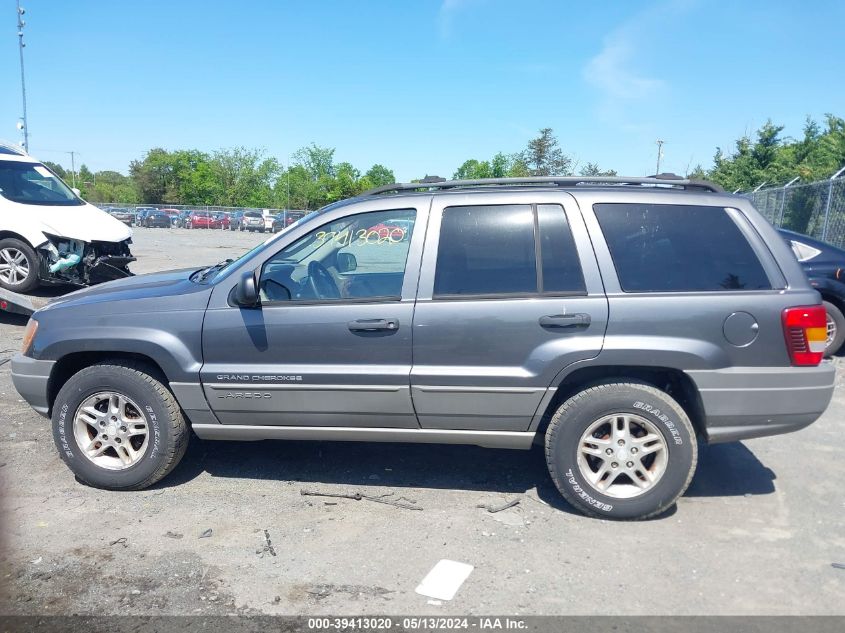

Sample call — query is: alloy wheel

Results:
[73,391,150,470]
[0,247,30,286]
[577,413,669,499]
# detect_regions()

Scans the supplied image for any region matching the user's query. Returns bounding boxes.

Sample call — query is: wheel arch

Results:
[0,229,46,250]
[47,351,169,415]
[534,364,706,440]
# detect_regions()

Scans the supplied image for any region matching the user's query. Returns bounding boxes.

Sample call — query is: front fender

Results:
[33,321,204,384]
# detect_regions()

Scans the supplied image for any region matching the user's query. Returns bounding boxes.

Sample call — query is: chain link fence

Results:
[745,177,845,248]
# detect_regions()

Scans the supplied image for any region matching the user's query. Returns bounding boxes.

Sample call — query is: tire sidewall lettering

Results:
[632,400,683,445]
[564,468,613,512]
[57,402,74,458]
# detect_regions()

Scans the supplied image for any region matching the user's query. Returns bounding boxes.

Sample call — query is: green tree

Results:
[453,159,492,180]
[42,161,67,179]
[579,162,617,177]
[364,164,395,187]
[523,128,572,176]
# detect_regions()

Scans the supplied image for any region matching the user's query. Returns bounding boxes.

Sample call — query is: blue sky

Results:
[1,0,843,181]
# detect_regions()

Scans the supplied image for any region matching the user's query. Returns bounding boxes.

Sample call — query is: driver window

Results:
[259,209,416,302]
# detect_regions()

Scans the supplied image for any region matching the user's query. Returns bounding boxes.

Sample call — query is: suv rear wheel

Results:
[0,237,39,292]
[545,382,697,520]
[51,361,189,490]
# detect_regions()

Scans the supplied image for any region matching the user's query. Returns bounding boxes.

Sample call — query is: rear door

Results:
[410,191,608,431]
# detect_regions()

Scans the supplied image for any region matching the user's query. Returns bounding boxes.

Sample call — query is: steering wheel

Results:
[307,261,340,299]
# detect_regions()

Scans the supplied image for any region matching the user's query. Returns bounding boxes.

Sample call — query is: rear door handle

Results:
[539,313,591,328]
[347,319,399,332]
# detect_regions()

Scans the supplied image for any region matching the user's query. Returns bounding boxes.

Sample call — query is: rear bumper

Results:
[10,354,55,417]
[686,362,836,443]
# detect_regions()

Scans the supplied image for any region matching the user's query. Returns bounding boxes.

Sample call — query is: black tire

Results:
[545,382,697,520]
[823,300,845,357]
[0,237,39,292]
[51,361,189,490]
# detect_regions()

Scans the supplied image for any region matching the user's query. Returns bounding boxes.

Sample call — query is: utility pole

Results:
[655,140,665,175]
[69,151,77,188]
[16,0,29,152]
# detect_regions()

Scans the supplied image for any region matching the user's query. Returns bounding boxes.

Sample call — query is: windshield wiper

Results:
[194,259,233,283]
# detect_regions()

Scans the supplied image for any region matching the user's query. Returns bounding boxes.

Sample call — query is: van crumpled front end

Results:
[38,235,135,286]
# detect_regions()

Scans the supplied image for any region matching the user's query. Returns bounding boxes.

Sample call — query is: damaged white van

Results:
[0,144,134,292]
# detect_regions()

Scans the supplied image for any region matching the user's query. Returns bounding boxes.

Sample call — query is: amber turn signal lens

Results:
[21,318,38,356]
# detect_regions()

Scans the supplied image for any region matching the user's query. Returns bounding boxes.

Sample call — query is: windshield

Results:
[0,160,83,206]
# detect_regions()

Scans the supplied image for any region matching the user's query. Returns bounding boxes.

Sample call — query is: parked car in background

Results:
[186,211,224,229]
[779,228,845,356]
[228,211,244,230]
[140,208,173,228]
[0,144,134,291]
[262,209,277,232]
[105,207,135,226]
[172,210,191,228]
[159,208,181,226]
[213,212,231,230]
[367,218,413,242]
[271,210,307,233]
[240,210,265,232]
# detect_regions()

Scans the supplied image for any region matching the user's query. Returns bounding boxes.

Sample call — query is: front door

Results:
[202,202,428,428]
[411,192,608,431]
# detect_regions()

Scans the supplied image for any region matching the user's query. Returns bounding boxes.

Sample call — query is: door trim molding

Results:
[191,424,535,449]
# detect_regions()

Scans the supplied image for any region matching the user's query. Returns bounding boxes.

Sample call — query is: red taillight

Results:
[782,305,827,366]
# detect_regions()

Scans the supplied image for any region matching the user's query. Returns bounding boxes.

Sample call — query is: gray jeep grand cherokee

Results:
[11,176,835,520]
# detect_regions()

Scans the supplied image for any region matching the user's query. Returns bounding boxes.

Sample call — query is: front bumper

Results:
[686,362,836,443]
[11,354,55,417]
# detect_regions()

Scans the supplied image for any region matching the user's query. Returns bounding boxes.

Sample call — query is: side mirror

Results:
[71,187,81,196]
[232,270,260,308]
[337,252,357,273]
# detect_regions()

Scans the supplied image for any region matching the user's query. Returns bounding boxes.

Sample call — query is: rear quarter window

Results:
[594,203,772,292]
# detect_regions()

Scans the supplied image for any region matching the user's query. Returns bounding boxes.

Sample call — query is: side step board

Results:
[192,424,536,450]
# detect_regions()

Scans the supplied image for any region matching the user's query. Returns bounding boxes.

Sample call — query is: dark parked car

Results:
[174,210,192,228]
[140,208,172,228]
[271,211,307,233]
[779,229,845,355]
[11,175,834,520]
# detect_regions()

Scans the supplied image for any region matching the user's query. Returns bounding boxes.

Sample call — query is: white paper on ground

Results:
[415,559,474,601]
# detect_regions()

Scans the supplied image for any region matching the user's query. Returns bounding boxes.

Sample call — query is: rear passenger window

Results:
[594,203,771,292]
[433,204,586,297]
[435,205,536,296]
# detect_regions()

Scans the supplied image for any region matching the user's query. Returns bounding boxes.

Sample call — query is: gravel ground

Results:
[1,226,844,616]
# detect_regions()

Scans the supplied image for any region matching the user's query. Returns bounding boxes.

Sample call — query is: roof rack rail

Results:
[361,174,724,196]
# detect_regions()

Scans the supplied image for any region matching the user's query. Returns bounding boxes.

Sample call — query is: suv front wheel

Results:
[51,361,189,490]
[545,382,697,520]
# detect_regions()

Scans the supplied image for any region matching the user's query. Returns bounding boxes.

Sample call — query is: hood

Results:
[38,268,210,314]
[26,201,133,243]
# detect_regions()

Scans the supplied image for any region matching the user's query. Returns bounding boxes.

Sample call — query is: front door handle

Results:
[347,318,399,332]
[539,313,591,328]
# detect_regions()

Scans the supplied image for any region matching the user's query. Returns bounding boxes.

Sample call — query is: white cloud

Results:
[438,0,484,39]
[583,1,695,120]
[584,36,665,102]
